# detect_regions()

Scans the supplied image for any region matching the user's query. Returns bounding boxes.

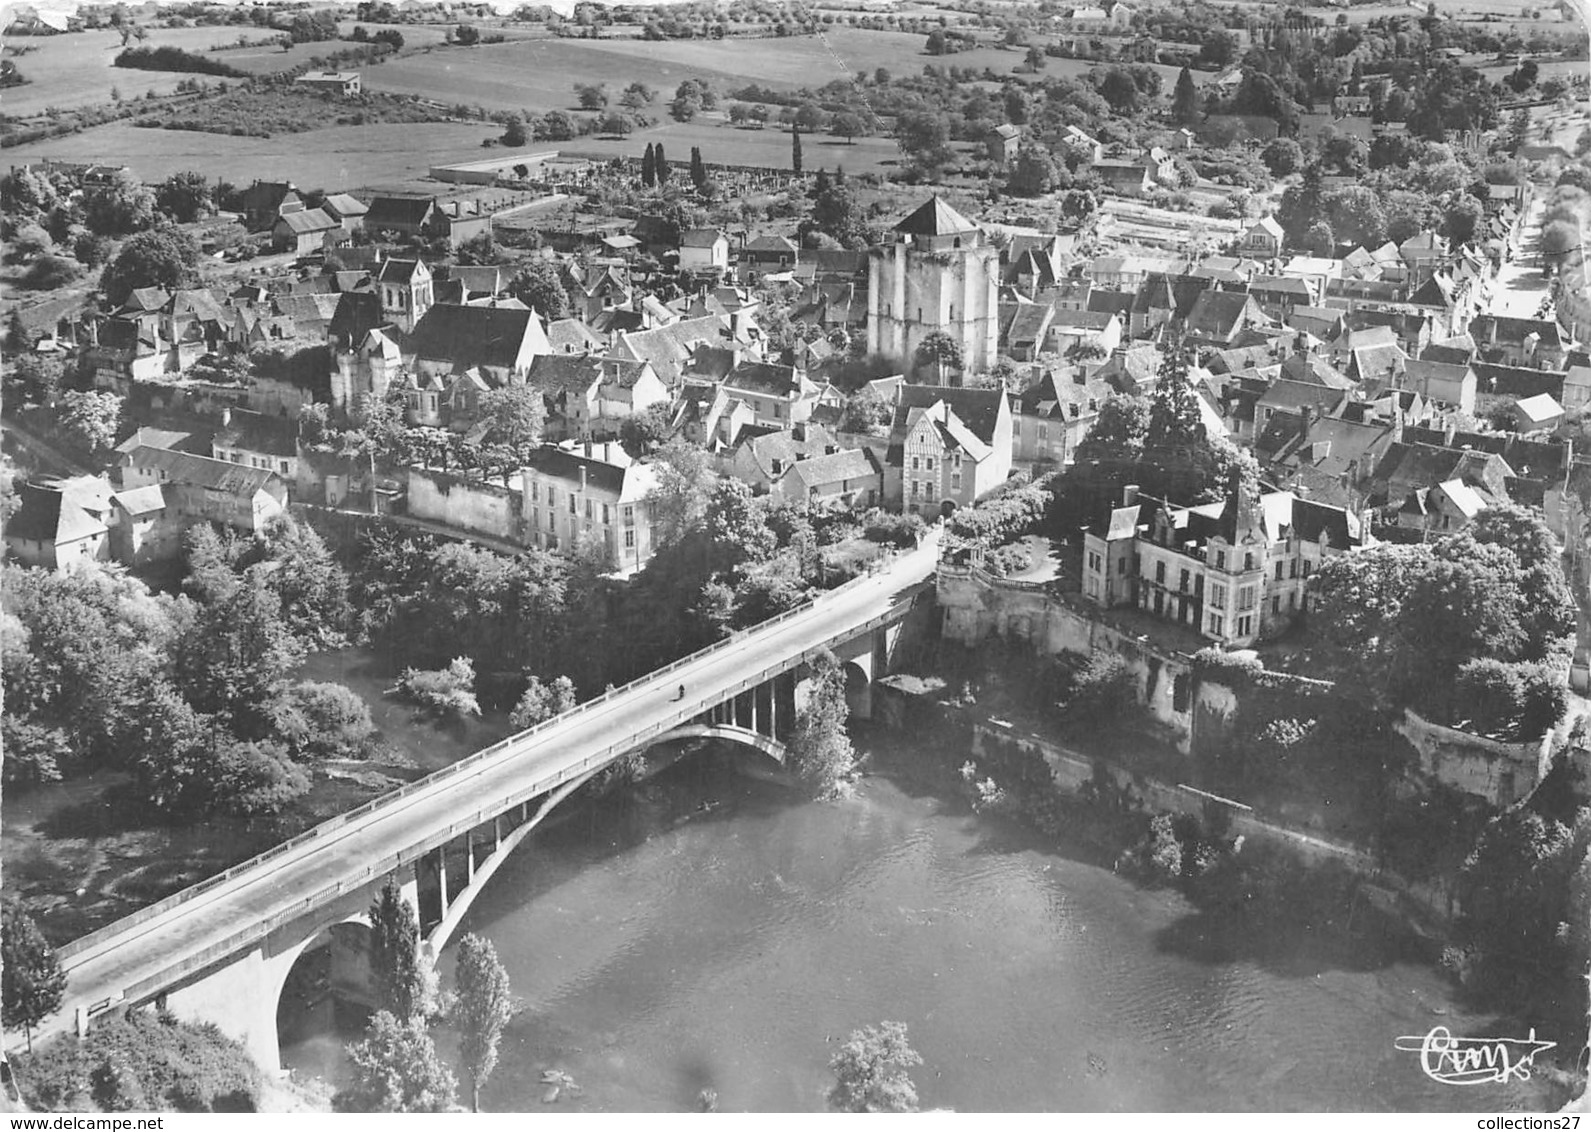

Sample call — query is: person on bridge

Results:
[677,684,686,701]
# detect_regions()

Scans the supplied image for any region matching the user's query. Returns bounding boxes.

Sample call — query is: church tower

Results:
[377,258,433,334]
[866,196,1000,384]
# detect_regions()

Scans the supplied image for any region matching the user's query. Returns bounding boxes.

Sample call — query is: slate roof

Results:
[614,315,732,386]
[276,208,338,234]
[4,482,106,545]
[1185,290,1256,339]
[214,409,298,458]
[322,193,368,219]
[111,484,166,517]
[411,304,541,371]
[893,195,978,237]
[890,384,1004,448]
[724,362,803,397]
[121,445,283,495]
[784,447,879,493]
[523,445,656,502]
[365,195,437,230]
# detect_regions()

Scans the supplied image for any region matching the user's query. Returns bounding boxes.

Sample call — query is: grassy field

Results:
[561,114,914,175]
[2,26,286,117]
[2,120,505,192]
[361,28,1177,115]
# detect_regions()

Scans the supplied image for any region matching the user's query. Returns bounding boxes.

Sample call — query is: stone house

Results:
[885,384,1013,514]
[521,442,658,570]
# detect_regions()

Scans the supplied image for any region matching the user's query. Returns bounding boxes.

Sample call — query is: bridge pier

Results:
[163,943,290,1076]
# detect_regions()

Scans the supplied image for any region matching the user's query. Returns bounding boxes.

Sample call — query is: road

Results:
[40,530,940,1046]
[1488,193,1553,320]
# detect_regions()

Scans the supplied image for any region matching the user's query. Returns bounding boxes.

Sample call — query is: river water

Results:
[281,730,1569,1112]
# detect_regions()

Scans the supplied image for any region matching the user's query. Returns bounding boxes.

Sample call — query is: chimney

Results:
[584,439,593,458]
[220,406,232,428]
[771,457,784,476]
[1443,420,1457,447]
[825,444,838,455]
[1299,404,1313,441]
[1122,484,1139,507]
[579,466,588,492]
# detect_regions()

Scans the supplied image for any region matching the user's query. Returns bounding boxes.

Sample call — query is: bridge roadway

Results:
[44,533,940,1046]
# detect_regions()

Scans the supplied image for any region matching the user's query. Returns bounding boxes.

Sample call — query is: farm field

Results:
[212,21,547,76]
[2,27,282,117]
[362,28,1181,115]
[560,114,915,174]
[2,120,504,192]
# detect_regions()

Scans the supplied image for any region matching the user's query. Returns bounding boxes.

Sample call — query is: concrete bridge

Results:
[37,534,939,1074]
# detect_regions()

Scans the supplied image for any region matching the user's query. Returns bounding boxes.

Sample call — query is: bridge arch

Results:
[275,917,375,1064]
[646,723,787,764]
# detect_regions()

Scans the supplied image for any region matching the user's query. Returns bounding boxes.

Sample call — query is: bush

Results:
[1138,813,1183,882]
[269,681,375,760]
[1066,652,1137,722]
[1455,658,1567,740]
[0,717,69,786]
[22,254,79,290]
[861,509,924,548]
[943,477,1053,551]
[208,739,310,816]
[16,1011,260,1112]
[981,541,1032,577]
[397,657,481,718]
[114,46,245,77]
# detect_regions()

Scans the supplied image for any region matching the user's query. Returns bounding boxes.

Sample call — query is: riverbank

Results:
[865,702,1587,1102]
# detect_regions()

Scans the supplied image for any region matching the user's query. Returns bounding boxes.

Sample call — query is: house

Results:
[614,315,737,388]
[294,71,361,95]
[239,180,302,232]
[1010,369,1112,468]
[526,353,669,441]
[1404,358,1477,413]
[211,408,299,482]
[1183,290,1266,348]
[1002,302,1056,362]
[1279,256,1343,303]
[364,195,489,248]
[720,361,823,428]
[521,442,658,569]
[1061,126,1103,164]
[272,208,340,256]
[739,235,800,273]
[1047,309,1122,358]
[885,384,1013,514]
[726,423,842,488]
[1240,216,1284,260]
[1469,315,1569,370]
[1564,359,1591,413]
[109,484,173,566]
[3,479,110,573]
[1513,392,1564,432]
[679,228,731,274]
[322,193,369,233]
[1093,159,1152,197]
[117,445,287,535]
[1397,478,1490,536]
[1082,477,1367,647]
[1253,379,1350,435]
[774,446,883,508]
[1247,275,1313,319]
[986,123,1022,164]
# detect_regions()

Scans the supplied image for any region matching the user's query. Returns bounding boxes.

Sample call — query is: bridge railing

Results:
[102,597,923,1007]
[57,544,934,965]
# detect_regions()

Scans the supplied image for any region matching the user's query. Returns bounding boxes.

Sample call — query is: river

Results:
[281,729,1569,1112]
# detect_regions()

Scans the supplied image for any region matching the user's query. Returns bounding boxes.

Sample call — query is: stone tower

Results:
[866,195,1000,384]
[377,257,433,334]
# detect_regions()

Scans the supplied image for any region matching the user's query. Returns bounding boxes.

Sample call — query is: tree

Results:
[369,882,426,1021]
[641,142,656,188]
[453,934,514,1112]
[478,384,545,460]
[155,170,210,224]
[453,23,480,46]
[1171,65,1200,126]
[647,439,712,550]
[791,125,803,175]
[1025,44,1046,72]
[831,111,864,144]
[540,110,576,141]
[455,232,502,267]
[99,227,201,306]
[1304,218,1335,257]
[1096,66,1143,115]
[1060,188,1097,223]
[509,674,576,729]
[689,145,707,189]
[83,168,156,236]
[914,330,963,384]
[788,648,855,798]
[270,681,374,760]
[618,401,673,456]
[808,167,867,247]
[840,386,891,434]
[2,901,66,1052]
[654,142,670,185]
[509,260,570,320]
[336,1011,457,1113]
[501,115,528,147]
[1541,220,1579,264]
[827,1020,922,1112]
[1007,145,1060,197]
[896,111,954,175]
[574,83,608,111]
[56,389,122,453]
[1261,138,1304,177]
